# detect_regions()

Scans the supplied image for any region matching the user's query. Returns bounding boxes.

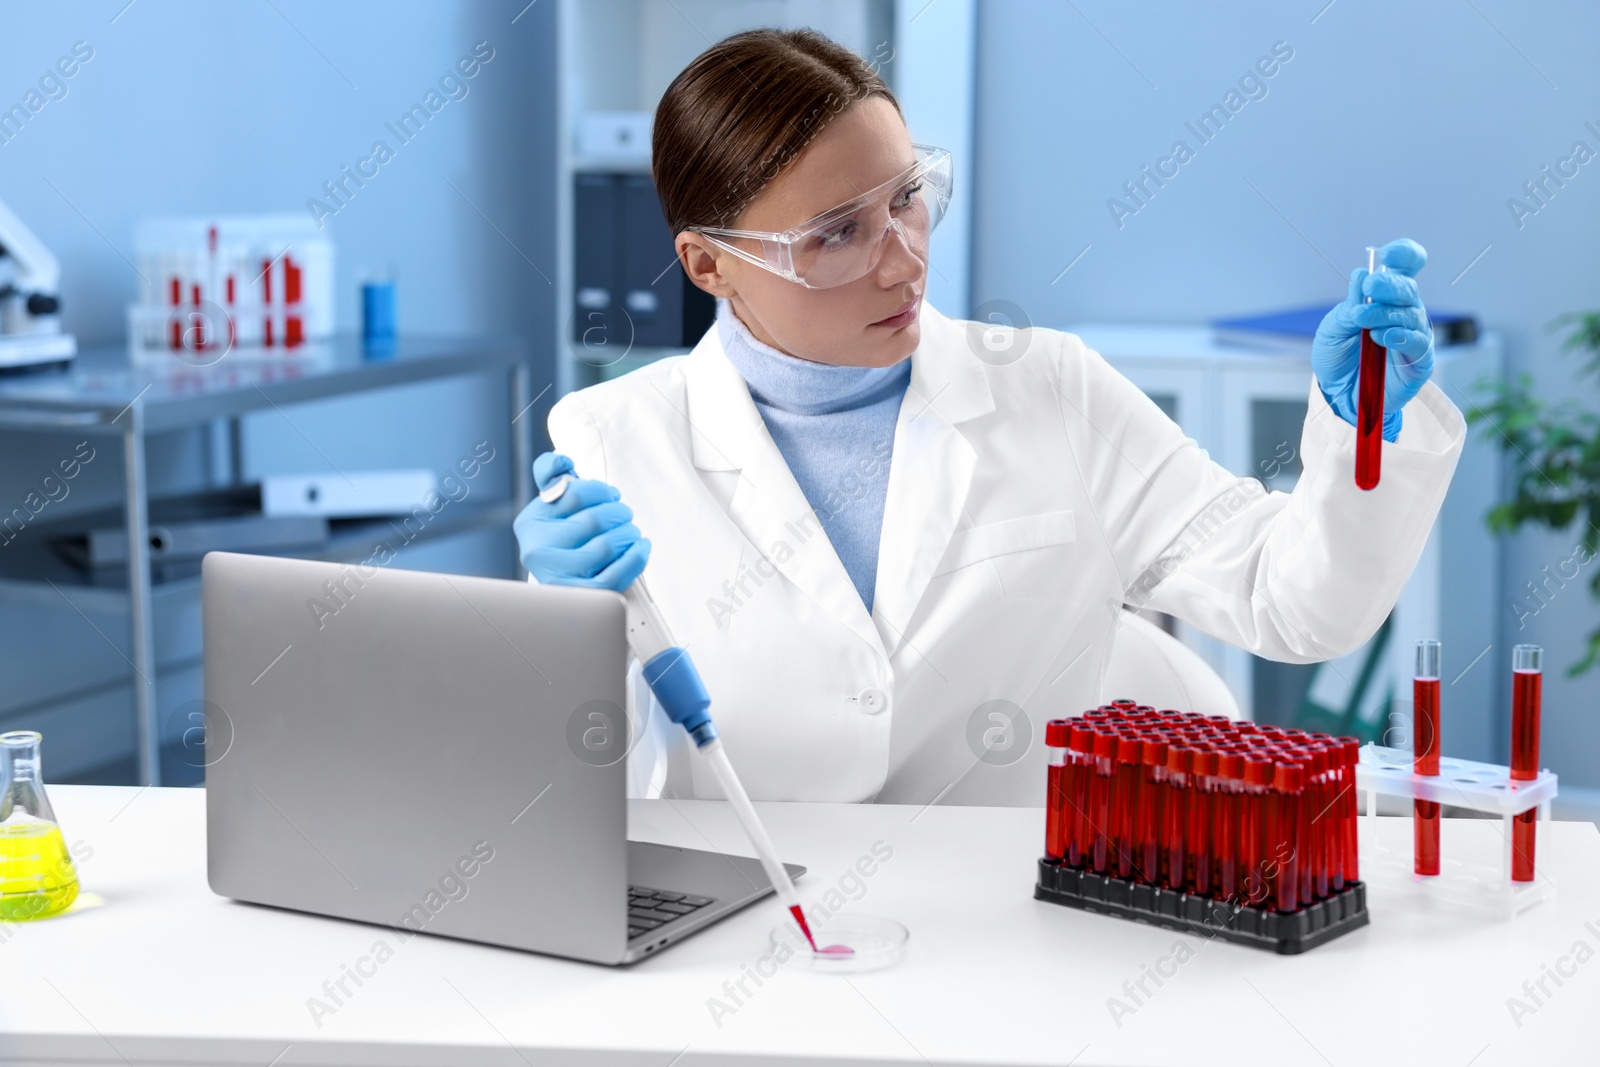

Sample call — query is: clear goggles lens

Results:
[690,145,952,290]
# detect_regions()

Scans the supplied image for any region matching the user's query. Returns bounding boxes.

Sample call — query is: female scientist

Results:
[514,29,1464,805]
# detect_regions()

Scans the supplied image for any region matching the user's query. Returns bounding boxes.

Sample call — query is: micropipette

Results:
[535,472,838,954]
[1355,245,1387,491]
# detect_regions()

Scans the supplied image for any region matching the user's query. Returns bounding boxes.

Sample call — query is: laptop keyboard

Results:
[628,885,715,939]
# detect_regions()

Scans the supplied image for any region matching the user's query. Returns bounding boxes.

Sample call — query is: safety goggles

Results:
[687,144,952,290]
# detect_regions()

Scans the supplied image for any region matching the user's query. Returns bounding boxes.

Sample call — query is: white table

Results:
[5,786,1598,1066]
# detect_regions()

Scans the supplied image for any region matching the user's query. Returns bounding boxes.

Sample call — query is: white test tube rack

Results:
[1356,743,1557,918]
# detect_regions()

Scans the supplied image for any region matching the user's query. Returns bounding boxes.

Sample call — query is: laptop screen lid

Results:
[203,551,633,963]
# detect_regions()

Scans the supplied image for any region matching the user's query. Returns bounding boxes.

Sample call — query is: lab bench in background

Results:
[0,336,534,787]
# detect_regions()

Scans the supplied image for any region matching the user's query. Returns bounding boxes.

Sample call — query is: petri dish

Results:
[768,913,909,974]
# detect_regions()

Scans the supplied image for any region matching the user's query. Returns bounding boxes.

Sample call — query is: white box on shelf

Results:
[261,470,435,519]
[577,111,651,161]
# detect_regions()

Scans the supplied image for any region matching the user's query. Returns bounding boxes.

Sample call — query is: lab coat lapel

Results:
[680,325,886,657]
[872,304,995,658]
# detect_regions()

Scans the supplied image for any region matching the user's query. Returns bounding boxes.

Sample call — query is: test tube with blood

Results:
[1271,760,1304,913]
[1319,743,1344,895]
[1300,746,1329,901]
[1339,738,1362,885]
[1215,752,1244,902]
[1188,749,1218,896]
[1414,640,1443,876]
[1113,736,1144,880]
[1510,644,1543,882]
[1240,755,1274,906]
[1355,245,1388,491]
[1067,722,1094,868]
[1089,729,1116,874]
[1162,746,1191,890]
[1044,720,1069,862]
[1282,751,1315,905]
[1138,737,1168,884]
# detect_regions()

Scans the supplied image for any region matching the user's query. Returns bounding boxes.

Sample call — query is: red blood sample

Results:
[191,283,204,349]
[1272,761,1304,912]
[1045,720,1070,861]
[1304,746,1331,901]
[1188,749,1218,895]
[1113,737,1143,879]
[261,257,274,347]
[1163,746,1192,891]
[1355,247,1387,491]
[1339,738,1361,884]
[168,276,182,349]
[1414,666,1442,877]
[1089,730,1116,874]
[1511,647,1542,883]
[1355,326,1385,490]
[1067,723,1094,868]
[1241,756,1274,906]
[1139,738,1168,884]
[1215,752,1244,902]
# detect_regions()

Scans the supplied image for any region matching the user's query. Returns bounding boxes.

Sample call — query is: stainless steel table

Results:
[0,336,535,786]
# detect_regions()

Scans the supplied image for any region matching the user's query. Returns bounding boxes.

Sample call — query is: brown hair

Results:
[652,28,901,236]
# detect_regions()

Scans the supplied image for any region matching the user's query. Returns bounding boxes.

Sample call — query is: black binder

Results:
[572,173,713,352]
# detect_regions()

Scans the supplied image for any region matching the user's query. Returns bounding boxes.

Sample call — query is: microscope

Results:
[0,197,76,369]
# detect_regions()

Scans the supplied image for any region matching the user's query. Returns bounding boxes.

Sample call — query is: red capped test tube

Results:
[1068,722,1096,868]
[1241,755,1274,906]
[1163,745,1192,891]
[1271,760,1305,912]
[1414,640,1442,876]
[1355,244,1387,491]
[1304,745,1331,901]
[1139,737,1168,884]
[1045,720,1070,861]
[1318,742,1344,902]
[1188,749,1218,896]
[1113,737,1143,880]
[1089,729,1117,874]
[1340,738,1361,885]
[1215,752,1244,901]
[1511,644,1543,882]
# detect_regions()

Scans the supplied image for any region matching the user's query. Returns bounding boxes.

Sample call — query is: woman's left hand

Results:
[1310,237,1436,442]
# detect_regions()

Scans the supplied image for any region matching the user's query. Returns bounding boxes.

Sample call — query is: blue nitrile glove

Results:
[1310,237,1436,442]
[513,451,650,590]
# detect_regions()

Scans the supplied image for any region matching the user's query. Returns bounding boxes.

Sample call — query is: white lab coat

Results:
[546,300,1465,806]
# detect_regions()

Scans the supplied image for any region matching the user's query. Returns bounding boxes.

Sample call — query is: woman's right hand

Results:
[514,452,650,591]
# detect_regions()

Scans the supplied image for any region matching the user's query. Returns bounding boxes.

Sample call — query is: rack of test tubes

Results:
[1353,640,1558,918]
[126,215,334,364]
[1035,702,1369,955]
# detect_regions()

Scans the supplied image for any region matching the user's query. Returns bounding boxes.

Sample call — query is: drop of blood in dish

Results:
[816,944,855,955]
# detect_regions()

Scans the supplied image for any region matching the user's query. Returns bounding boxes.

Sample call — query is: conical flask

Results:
[0,731,79,920]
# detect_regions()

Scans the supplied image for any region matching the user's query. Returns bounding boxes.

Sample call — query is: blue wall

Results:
[0,0,557,779]
[4,0,1596,789]
[972,0,1600,787]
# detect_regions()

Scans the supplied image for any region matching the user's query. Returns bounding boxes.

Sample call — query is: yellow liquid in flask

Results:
[0,822,79,920]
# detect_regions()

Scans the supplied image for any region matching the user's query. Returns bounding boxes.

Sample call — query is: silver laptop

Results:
[202,550,802,965]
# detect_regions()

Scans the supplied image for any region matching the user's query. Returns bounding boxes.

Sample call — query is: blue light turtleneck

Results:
[715,298,911,614]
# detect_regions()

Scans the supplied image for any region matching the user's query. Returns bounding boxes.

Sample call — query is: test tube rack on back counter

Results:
[1035,703,1370,955]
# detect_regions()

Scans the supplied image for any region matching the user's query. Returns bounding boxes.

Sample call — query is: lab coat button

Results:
[856,687,888,714]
